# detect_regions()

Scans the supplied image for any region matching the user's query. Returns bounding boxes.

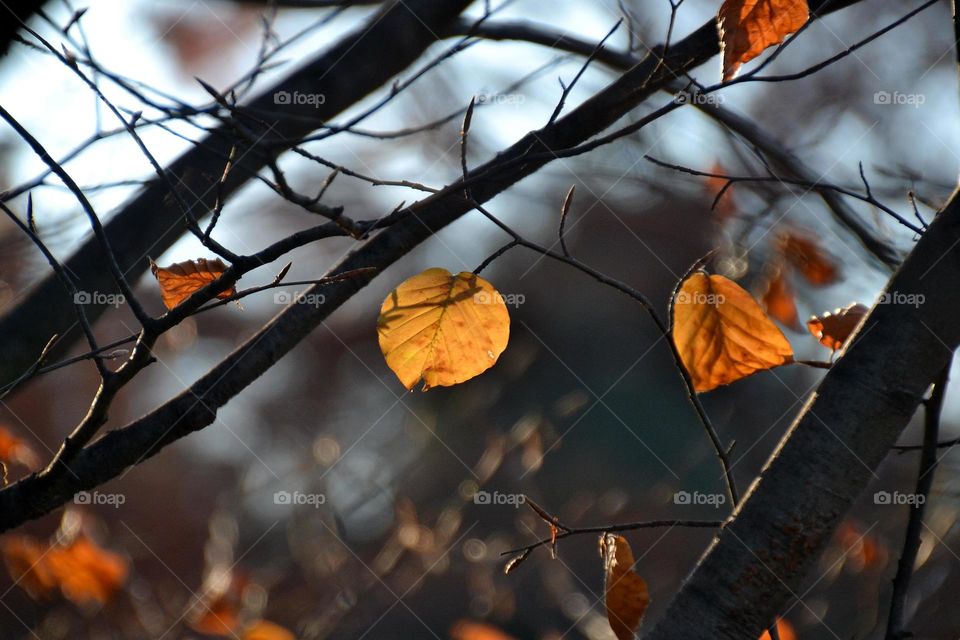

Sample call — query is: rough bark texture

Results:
[644,190,960,638]
[0,0,471,382]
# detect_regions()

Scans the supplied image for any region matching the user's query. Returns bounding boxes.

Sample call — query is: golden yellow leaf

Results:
[378,268,510,391]
[807,302,868,351]
[243,620,296,640]
[718,0,809,81]
[672,272,794,392]
[601,534,649,640]
[150,257,236,310]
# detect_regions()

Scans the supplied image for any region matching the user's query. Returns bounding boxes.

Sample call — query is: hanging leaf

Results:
[672,272,794,392]
[242,620,296,640]
[760,265,801,330]
[150,257,236,310]
[378,268,510,391]
[807,302,868,351]
[601,534,649,640]
[778,232,839,286]
[718,0,809,81]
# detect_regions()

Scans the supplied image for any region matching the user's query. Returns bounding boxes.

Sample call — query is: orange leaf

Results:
[243,620,296,640]
[807,303,868,351]
[718,0,809,81]
[706,162,736,222]
[378,268,510,391]
[778,232,840,286]
[601,534,649,640]
[450,620,517,640]
[760,265,801,330]
[191,598,241,636]
[672,272,794,392]
[150,257,236,310]
[0,426,40,471]
[1,534,128,606]
[759,618,797,640]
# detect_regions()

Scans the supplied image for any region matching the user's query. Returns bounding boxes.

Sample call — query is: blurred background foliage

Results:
[1,0,959,638]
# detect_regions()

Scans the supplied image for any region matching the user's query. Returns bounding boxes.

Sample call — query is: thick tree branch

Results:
[642,188,960,639]
[0,0,471,384]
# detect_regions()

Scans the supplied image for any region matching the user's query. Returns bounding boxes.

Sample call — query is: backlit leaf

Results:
[601,534,649,640]
[778,232,839,286]
[150,257,236,310]
[807,302,868,351]
[718,0,809,81]
[672,272,794,392]
[378,268,510,391]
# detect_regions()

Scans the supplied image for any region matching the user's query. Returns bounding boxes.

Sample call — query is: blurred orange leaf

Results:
[778,232,839,286]
[718,0,809,81]
[378,268,510,391]
[759,618,797,640]
[807,303,868,351]
[760,265,801,330]
[191,598,241,636]
[150,257,235,310]
[450,620,517,640]
[673,272,794,392]
[706,162,736,221]
[243,620,296,640]
[601,534,649,640]
[0,426,40,471]
[2,533,128,606]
